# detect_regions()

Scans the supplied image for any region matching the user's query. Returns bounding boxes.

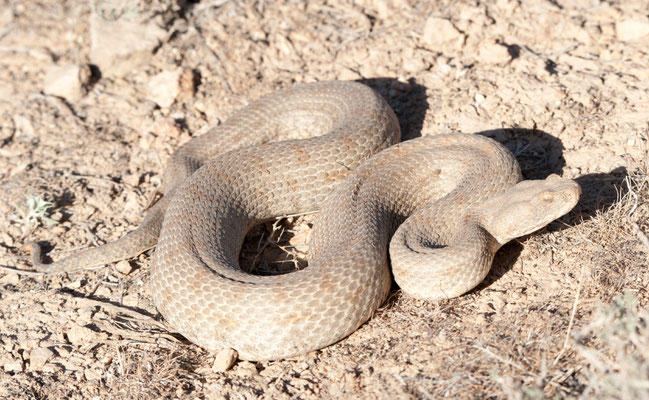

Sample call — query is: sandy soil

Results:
[1,0,648,398]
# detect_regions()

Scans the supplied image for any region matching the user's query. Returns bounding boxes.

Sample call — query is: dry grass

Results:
[575,292,649,399]
[568,170,649,399]
[102,345,204,399]
[495,168,649,399]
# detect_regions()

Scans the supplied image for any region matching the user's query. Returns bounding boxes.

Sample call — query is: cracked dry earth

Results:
[1,0,648,399]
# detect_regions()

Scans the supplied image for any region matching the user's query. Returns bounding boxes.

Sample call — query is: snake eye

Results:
[542,192,554,202]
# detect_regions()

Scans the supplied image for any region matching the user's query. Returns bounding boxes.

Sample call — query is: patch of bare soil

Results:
[1,0,648,398]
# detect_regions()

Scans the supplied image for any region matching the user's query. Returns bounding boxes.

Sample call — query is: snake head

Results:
[480,174,581,245]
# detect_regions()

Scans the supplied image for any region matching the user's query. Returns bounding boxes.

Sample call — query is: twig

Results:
[62,171,125,187]
[475,345,526,372]
[552,264,584,366]
[0,45,54,61]
[276,210,319,219]
[82,225,101,248]
[72,296,171,332]
[624,176,648,253]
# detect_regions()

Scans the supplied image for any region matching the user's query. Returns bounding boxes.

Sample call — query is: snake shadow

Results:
[467,129,629,294]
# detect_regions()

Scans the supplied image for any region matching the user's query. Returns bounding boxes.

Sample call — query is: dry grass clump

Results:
[564,168,649,399]
[578,170,648,298]
[575,292,649,399]
[239,213,316,276]
[100,345,204,399]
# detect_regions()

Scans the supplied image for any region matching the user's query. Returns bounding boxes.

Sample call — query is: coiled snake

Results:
[32,81,580,360]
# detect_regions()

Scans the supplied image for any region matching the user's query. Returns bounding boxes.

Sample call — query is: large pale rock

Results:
[477,40,511,64]
[212,348,238,372]
[422,17,463,48]
[615,19,649,41]
[28,347,54,371]
[90,11,166,77]
[147,69,183,108]
[43,64,91,102]
[2,359,23,373]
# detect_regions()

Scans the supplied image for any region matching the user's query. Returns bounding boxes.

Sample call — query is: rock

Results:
[114,260,133,275]
[13,114,35,140]
[615,19,649,41]
[41,363,58,373]
[42,299,64,313]
[55,346,72,357]
[0,271,19,285]
[233,360,257,378]
[138,132,156,151]
[66,324,106,346]
[18,336,39,351]
[212,348,238,372]
[153,117,183,138]
[477,40,511,64]
[43,64,91,102]
[76,306,95,325]
[474,93,486,106]
[28,347,54,371]
[422,17,463,48]
[94,286,112,298]
[84,368,103,381]
[122,293,139,307]
[178,69,198,98]
[402,56,427,73]
[89,11,166,78]
[147,69,183,108]
[401,48,430,73]
[3,358,23,373]
[374,0,391,20]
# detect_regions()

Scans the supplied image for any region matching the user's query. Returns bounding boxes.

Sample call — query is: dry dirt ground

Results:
[1,0,648,399]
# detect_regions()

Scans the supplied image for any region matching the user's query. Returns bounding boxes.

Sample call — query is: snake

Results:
[31,80,581,361]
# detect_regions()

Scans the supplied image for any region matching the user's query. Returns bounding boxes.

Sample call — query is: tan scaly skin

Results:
[31,81,580,361]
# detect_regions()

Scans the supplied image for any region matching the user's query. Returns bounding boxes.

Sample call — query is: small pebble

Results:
[43,64,91,102]
[114,260,134,275]
[0,272,19,285]
[28,347,54,371]
[3,359,24,373]
[148,69,183,108]
[67,324,105,346]
[615,19,649,41]
[212,348,238,372]
[179,68,198,98]
[422,17,463,47]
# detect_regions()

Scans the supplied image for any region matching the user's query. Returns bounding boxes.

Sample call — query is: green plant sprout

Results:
[11,194,59,228]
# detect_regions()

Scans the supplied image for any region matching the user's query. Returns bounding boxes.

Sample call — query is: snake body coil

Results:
[33,81,580,361]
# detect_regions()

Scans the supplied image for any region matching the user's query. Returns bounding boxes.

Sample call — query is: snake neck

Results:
[389,209,503,300]
[433,213,503,255]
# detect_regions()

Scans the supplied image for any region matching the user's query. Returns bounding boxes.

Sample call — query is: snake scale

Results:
[32,81,580,360]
